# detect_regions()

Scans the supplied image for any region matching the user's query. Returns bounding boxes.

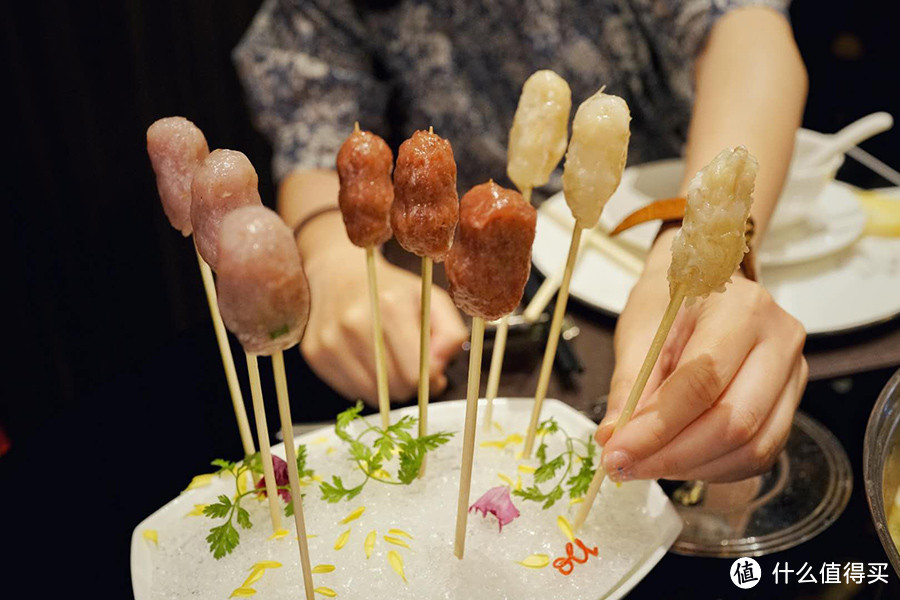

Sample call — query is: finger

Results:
[665,358,807,482]
[601,304,759,477]
[628,335,801,479]
[303,336,377,404]
[429,289,467,373]
[597,306,695,445]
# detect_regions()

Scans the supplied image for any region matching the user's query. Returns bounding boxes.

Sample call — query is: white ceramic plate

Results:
[131,399,682,600]
[534,184,900,336]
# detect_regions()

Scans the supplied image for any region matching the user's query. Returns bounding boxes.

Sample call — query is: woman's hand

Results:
[595,229,808,483]
[299,214,468,404]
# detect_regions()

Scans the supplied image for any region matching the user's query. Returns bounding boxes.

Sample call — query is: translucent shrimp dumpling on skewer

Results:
[669,145,758,300]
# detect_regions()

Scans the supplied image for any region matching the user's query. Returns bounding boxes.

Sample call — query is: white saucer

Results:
[758,184,866,266]
[533,186,900,336]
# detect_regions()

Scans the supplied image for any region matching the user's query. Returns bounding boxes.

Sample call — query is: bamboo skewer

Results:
[453,316,486,559]
[573,287,686,530]
[272,351,315,600]
[523,224,584,456]
[195,248,258,486]
[245,353,283,532]
[418,256,433,477]
[365,246,391,430]
[481,315,508,431]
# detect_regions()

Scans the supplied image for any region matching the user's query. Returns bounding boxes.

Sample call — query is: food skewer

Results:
[272,351,315,600]
[365,245,391,430]
[390,126,460,473]
[337,123,396,430]
[195,249,257,470]
[245,353,284,532]
[146,118,258,475]
[524,89,632,456]
[574,146,758,530]
[447,181,537,558]
[484,70,571,431]
[217,205,315,596]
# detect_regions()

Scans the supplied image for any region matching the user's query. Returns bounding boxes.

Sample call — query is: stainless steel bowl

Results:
[864,368,900,575]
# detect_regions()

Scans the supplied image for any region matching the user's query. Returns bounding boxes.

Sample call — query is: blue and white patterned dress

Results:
[234,0,788,192]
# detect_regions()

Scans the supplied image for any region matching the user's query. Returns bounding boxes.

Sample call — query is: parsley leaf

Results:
[207,521,240,559]
[534,455,564,483]
[203,495,232,519]
[236,506,252,529]
[295,444,313,478]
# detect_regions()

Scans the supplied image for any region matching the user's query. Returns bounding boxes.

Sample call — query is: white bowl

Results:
[769,129,845,231]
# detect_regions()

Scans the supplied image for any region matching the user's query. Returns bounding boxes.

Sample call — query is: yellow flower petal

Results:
[312,564,335,574]
[497,473,514,487]
[142,529,158,544]
[557,515,575,542]
[339,506,366,524]
[252,561,282,570]
[387,528,413,539]
[516,554,550,569]
[383,536,411,549]
[311,436,328,445]
[334,529,351,550]
[364,530,376,559]
[387,550,407,583]
[326,446,336,455]
[314,587,337,598]
[237,472,251,495]
[269,528,290,540]
[229,588,257,598]
[311,474,323,482]
[492,421,505,433]
[184,473,215,491]
[568,497,584,506]
[186,503,208,517]
[371,469,392,480]
[515,476,523,491]
[518,465,536,474]
[242,568,265,588]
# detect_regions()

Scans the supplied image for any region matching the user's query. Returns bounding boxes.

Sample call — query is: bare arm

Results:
[681,5,808,239]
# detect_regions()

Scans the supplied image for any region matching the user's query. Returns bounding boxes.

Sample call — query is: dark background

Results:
[1,1,899,598]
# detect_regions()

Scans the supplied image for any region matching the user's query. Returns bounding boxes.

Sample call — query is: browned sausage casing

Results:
[446,181,537,321]
[336,128,394,247]
[391,130,459,261]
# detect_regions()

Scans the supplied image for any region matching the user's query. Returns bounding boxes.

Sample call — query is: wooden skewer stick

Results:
[195,248,258,485]
[573,286,686,530]
[523,224,584,456]
[365,246,391,430]
[481,186,531,431]
[481,315,508,431]
[245,352,283,532]
[453,316,486,559]
[417,256,433,477]
[272,351,315,600]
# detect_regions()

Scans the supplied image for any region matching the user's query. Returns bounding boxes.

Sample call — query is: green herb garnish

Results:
[321,402,454,502]
[513,418,597,509]
[202,448,313,558]
[269,323,290,339]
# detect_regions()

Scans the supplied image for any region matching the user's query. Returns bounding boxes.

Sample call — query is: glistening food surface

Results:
[132,400,681,600]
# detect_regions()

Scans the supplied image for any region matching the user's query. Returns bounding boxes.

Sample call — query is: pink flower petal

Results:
[255,455,292,503]
[469,486,521,531]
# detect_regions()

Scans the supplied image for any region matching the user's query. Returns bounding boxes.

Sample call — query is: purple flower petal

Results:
[469,486,521,531]
[255,455,291,503]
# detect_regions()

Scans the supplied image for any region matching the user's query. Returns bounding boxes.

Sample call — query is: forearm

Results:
[277,168,359,266]
[681,6,808,240]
